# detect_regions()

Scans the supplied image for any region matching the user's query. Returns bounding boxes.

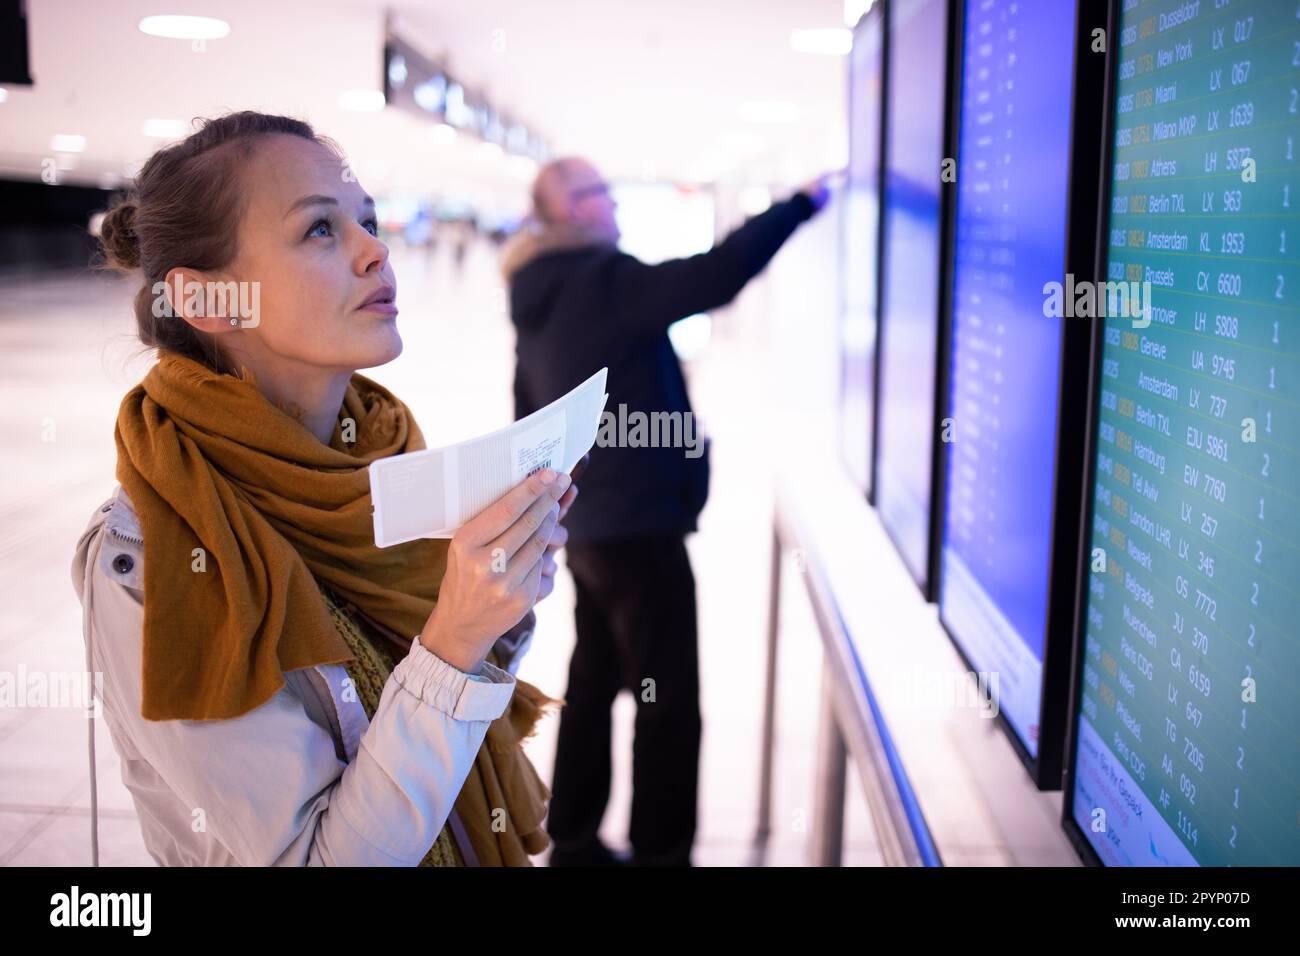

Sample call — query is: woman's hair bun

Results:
[98,198,141,270]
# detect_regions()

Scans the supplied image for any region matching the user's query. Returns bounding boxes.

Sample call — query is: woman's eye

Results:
[306,217,378,239]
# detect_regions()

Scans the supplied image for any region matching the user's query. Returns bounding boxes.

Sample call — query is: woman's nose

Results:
[359,231,389,272]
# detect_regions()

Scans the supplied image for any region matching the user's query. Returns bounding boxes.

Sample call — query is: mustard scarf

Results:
[318,581,466,866]
[114,350,555,865]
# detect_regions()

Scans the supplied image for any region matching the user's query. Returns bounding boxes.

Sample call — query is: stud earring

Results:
[229,318,238,327]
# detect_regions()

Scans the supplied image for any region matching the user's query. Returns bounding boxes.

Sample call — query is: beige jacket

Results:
[70,484,535,866]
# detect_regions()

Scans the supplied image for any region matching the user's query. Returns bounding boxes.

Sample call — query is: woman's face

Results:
[219,133,401,374]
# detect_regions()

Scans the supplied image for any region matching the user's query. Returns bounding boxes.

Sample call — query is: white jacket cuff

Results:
[394,636,516,722]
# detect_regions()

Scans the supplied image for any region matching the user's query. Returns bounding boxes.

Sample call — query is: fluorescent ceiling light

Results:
[142,118,190,139]
[339,90,385,112]
[387,55,407,89]
[138,16,230,40]
[50,134,87,153]
[740,100,800,124]
[790,28,852,55]
[413,78,445,112]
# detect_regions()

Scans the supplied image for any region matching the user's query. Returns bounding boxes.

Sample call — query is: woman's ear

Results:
[159,267,244,335]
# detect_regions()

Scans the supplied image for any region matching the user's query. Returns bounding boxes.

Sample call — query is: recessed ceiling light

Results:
[413,78,445,112]
[138,16,230,40]
[338,90,385,112]
[790,28,852,55]
[142,118,190,139]
[387,55,408,89]
[50,134,87,153]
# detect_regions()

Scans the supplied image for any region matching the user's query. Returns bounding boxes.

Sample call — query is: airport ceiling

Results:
[0,0,847,210]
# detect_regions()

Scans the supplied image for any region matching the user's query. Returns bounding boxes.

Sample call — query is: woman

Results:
[70,110,576,866]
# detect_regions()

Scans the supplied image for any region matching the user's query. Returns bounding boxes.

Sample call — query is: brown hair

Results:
[95,110,343,375]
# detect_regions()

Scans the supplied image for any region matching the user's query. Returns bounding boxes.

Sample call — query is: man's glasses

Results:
[569,182,610,202]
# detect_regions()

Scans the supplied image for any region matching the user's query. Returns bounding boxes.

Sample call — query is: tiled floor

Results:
[0,240,882,867]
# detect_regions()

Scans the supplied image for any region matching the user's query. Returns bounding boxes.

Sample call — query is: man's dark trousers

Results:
[547,534,701,866]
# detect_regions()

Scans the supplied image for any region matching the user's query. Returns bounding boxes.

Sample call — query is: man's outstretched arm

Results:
[606,183,826,336]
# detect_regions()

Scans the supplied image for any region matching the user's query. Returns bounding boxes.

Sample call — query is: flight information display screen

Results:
[1069,0,1300,865]
[876,0,950,587]
[939,0,1079,759]
[840,8,884,495]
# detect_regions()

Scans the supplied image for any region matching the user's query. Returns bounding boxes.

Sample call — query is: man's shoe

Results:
[630,848,693,867]
[547,839,629,867]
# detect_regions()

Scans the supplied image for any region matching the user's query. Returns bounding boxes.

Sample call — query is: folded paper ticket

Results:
[369,367,608,547]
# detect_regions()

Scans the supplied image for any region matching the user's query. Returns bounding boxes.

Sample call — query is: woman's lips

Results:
[356,283,397,313]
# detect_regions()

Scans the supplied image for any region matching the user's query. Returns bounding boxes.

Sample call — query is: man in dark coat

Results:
[502,157,827,865]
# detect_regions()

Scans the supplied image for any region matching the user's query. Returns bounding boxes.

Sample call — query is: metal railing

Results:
[754,500,942,867]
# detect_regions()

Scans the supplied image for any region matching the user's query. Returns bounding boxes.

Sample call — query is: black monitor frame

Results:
[872,0,961,601]
[931,0,1112,791]
[0,0,33,87]
[1059,0,1125,864]
[839,2,889,504]
[866,0,890,511]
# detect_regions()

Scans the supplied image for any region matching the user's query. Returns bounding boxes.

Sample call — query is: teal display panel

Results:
[1065,0,1300,866]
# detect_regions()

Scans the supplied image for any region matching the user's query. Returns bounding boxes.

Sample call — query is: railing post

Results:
[754,519,783,857]
[811,659,848,866]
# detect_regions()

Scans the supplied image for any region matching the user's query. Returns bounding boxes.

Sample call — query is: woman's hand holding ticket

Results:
[419,467,573,674]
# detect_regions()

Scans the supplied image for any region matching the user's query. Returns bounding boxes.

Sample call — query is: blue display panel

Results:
[876,0,950,588]
[938,0,1078,759]
[839,8,884,496]
[1067,0,1300,865]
